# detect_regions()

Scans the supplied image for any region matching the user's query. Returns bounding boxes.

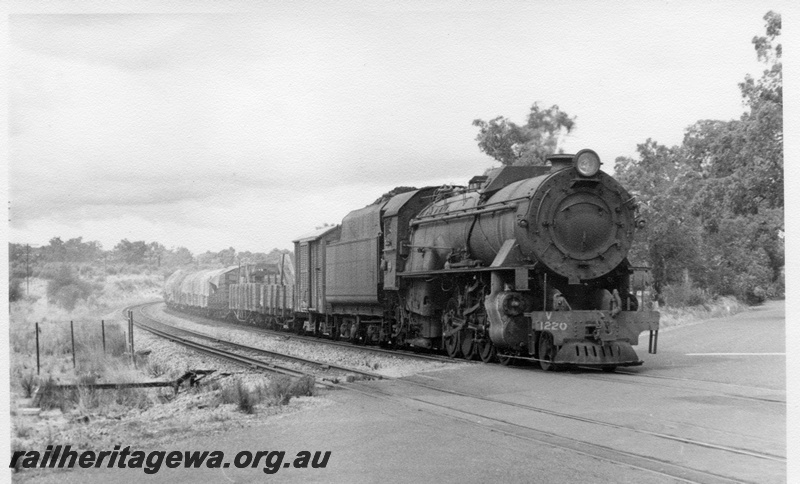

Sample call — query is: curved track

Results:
[129,303,382,385]
[162,304,472,366]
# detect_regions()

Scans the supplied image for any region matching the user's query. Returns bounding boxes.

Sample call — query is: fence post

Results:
[70,320,76,369]
[35,322,40,375]
[128,310,136,368]
[101,320,106,354]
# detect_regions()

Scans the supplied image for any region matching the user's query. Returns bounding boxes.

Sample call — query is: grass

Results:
[8,269,321,462]
[36,365,155,414]
[220,378,260,414]
[10,274,168,421]
[18,372,37,398]
[218,375,316,413]
[9,275,160,388]
[15,423,33,439]
[262,375,315,406]
[658,295,748,328]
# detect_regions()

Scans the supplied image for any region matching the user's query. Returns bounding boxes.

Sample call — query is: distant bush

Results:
[45,264,101,310]
[77,265,95,277]
[9,278,23,303]
[115,280,137,292]
[9,263,28,279]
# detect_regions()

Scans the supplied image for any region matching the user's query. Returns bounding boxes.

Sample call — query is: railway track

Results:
[346,376,783,484]
[602,369,786,404]
[161,303,471,366]
[129,303,383,386]
[158,301,782,406]
[128,302,782,483]
[470,359,787,406]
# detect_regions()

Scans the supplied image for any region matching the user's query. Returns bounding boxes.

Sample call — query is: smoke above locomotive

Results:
[167,149,660,371]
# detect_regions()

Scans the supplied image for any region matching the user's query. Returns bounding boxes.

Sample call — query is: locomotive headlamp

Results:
[574,149,601,177]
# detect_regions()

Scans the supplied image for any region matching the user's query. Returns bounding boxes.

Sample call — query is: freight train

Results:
[164,149,660,371]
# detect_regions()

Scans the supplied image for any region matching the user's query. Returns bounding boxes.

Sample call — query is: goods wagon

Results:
[230,255,296,330]
[164,266,239,318]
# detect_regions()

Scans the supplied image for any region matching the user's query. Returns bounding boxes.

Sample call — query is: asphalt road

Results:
[16,301,786,484]
[637,300,785,390]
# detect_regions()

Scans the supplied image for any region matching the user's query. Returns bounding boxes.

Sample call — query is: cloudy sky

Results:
[7,1,782,255]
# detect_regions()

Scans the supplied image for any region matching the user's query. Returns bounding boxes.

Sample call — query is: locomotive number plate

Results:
[536,321,568,331]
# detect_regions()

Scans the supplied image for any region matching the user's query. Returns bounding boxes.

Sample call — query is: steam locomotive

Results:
[165,150,660,371]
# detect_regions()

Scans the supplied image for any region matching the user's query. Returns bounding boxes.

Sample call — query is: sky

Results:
[5,0,790,255]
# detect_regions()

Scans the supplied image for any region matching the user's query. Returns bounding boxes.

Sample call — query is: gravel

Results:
[145,303,463,378]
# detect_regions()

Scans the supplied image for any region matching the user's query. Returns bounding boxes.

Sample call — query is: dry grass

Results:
[18,372,37,398]
[219,378,260,414]
[217,375,316,413]
[8,271,324,462]
[36,364,156,415]
[261,375,315,406]
[9,275,161,386]
[10,274,166,419]
[658,296,748,328]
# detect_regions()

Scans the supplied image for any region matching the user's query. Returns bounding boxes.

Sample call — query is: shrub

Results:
[74,380,100,411]
[45,264,100,310]
[264,376,293,406]
[9,278,23,303]
[37,376,67,411]
[146,361,168,378]
[289,375,315,398]
[74,321,127,360]
[9,262,28,279]
[15,423,32,439]
[219,378,259,414]
[660,282,709,308]
[19,372,37,398]
[264,375,315,406]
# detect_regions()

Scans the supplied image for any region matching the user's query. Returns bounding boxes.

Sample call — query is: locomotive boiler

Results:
[395,149,659,370]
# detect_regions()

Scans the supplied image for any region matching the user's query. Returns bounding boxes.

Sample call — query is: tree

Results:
[682,9,782,223]
[216,247,237,266]
[740,11,782,107]
[473,103,576,166]
[113,239,150,265]
[614,140,702,291]
[614,11,784,304]
[163,246,194,266]
[43,237,66,262]
[148,242,166,267]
